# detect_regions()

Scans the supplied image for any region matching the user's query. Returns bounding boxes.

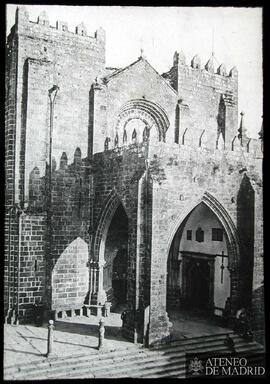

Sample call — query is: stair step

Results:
[72,346,263,379]
[5,350,146,380]
[7,341,264,380]
[44,351,151,379]
[154,333,244,349]
[138,366,186,378]
[4,346,141,376]
[4,330,265,381]
[100,345,264,378]
[105,348,263,378]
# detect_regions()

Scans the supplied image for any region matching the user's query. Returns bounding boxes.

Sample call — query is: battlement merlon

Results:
[9,6,106,49]
[163,50,238,96]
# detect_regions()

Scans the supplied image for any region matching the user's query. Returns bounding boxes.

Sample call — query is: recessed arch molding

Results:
[115,99,170,142]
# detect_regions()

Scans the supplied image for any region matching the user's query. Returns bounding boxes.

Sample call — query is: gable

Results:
[103,57,178,99]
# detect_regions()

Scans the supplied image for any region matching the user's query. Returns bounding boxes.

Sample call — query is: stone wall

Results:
[90,57,178,154]
[51,237,89,311]
[148,142,263,345]
[7,6,105,205]
[164,53,238,150]
[24,148,92,313]
[4,210,19,317]
[19,213,47,322]
[92,144,148,341]
[5,26,18,314]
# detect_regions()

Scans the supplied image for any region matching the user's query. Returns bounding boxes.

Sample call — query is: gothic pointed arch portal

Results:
[166,193,241,321]
[91,192,129,308]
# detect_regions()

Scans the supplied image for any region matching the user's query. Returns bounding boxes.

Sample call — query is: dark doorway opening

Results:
[103,204,128,310]
[112,249,128,304]
[185,258,211,310]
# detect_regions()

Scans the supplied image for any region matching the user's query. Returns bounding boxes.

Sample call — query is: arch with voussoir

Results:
[165,191,241,307]
[92,191,128,263]
[114,99,170,142]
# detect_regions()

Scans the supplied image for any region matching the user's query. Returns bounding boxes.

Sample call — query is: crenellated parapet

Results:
[163,50,238,95]
[12,6,106,47]
[162,50,238,150]
[6,5,106,207]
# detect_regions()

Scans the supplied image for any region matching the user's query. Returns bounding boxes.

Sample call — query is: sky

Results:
[6,4,263,138]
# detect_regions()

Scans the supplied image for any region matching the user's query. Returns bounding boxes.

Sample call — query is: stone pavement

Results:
[168,309,230,340]
[4,311,136,370]
[4,309,230,371]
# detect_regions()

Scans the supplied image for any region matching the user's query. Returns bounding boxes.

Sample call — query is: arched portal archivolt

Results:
[165,191,241,309]
[114,99,170,142]
[93,191,128,262]
[166,192,240,270]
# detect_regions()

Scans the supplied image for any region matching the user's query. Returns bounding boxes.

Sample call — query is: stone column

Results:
[97,259,107,306]
[88,259,107,315]
[88,260,98,305]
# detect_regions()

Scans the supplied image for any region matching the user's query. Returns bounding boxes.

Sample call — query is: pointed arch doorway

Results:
[166,202,231,318]
[102,204,129,310]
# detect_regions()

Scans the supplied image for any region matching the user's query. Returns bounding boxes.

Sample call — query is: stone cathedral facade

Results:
[5,6,264,346]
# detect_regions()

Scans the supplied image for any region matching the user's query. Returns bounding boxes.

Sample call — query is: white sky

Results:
[6,4,263,138]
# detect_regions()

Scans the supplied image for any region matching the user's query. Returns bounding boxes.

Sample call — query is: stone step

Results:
[110,355,265,379]
[101,345,263,378]
[10,349,151,380]
[144,367,186,378]
[153,332,244,348]
[4,345,141,375]
[154,339,262,355]
[6,339,264,380]
[5,351,143,380]
[5,333,265,380]
[101,342,264,376]
[51,343,264,379]
[41,351,151,379]
[62,356,186,379]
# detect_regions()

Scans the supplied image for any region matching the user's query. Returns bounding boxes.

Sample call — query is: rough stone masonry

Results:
[5,6,264,346]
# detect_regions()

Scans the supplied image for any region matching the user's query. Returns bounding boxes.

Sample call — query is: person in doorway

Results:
[121,310,127,327]
[223,297,232,326]
[234,307,247,335]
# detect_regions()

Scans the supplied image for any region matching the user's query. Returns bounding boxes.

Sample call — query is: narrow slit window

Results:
[187,230,192,240]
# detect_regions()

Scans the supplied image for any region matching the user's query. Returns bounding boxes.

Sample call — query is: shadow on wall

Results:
[237,174,255,308]
[52,237,89,311]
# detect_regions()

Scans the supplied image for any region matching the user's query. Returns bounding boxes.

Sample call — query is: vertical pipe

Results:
[47,86,59,310]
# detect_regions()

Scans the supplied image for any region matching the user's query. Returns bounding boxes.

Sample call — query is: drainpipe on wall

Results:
[47,85,59,312]
[135,170,145,344]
